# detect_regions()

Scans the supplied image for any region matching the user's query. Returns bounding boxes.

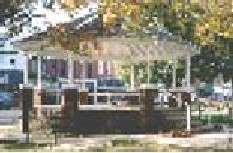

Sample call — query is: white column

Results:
[130,64,135,90]
[230,79,233,101]
[68,53,74,84]
[81,61,86,78]
[98,60,104,75]
[61,93,65,106]
[159,93,163,107]
[186,54,191,88]
[178,93,182,107]
[147,47,150,84]
[186,104,191,131]
[35,55,42,118]
[181,78,186,87]
[38,0,43,7]
[94,80,98,105]
[172,59,176,88]
[81,60,86,89]
[107,93,111,105]
[107,60,111,75]
[37,56,42,89]
[208,113,211,126]
[56,89,59,105]
[82,61,87,89]
[24,54,28,85]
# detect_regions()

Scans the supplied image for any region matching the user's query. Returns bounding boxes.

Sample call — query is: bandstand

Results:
[13,35,198,134]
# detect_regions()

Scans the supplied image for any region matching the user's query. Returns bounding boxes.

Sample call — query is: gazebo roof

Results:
[13,36,199,62]
[95,37,197,61]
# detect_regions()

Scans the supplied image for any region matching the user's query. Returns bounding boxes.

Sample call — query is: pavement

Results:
[0,133,232,151]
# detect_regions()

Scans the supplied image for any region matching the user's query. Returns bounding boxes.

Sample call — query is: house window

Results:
[10,59,15,65]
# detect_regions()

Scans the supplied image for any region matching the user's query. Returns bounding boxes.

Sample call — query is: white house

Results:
[0,45,27,85]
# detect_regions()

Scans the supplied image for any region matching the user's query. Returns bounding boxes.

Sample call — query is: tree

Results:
[48,25,81,54]
[0,0,24,23]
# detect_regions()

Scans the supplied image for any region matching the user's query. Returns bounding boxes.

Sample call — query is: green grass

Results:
[3,143,37,150]
[112,139,139,147]
[193,115,233,124]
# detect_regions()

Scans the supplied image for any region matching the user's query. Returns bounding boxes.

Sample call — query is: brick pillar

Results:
[169,92,177,107]
[62,87,78,131]
[33,87,42,118]
[40,89,47,105]
[182,92,191,106]
[22,86,33,133]
[79,89,89,105]
[140,88,158,133]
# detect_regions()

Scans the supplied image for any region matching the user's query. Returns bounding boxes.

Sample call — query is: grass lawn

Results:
[192,115,233,124]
